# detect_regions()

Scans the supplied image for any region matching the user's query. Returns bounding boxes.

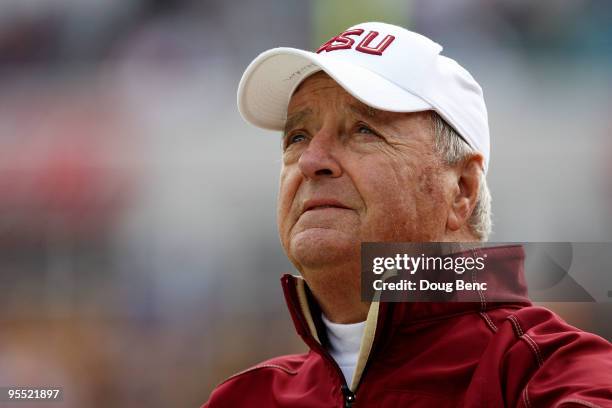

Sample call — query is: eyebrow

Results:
[347,103,379,118]
[282,103,399,140]
[283,108,313,136]
[283,104,374,134]
[348,102,405,135]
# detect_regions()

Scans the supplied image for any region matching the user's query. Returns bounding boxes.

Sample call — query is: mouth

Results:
[302,199,350,214]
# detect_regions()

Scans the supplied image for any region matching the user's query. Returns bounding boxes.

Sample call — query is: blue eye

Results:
[357,125,373,134]
[286,133,306,146]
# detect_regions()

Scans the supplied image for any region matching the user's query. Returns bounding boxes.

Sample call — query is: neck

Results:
[301,263,369,324]
[296,231,480,324]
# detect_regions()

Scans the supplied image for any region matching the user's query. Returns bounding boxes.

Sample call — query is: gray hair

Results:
[430,112,492,241]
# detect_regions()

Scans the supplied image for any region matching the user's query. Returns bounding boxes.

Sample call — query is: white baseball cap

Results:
[237,22,490,171]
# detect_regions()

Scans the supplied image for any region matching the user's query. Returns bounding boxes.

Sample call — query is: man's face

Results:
[277,72,451,271]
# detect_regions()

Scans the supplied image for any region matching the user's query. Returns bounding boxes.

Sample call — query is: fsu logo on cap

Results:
[316,29,396,56]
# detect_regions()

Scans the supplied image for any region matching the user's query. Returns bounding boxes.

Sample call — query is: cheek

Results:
[358,160,416,210]
[351,157,442,240]
[277,166,299,233]
[354,161,417,227]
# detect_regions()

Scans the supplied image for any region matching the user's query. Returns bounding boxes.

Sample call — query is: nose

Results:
[297,132,342,179]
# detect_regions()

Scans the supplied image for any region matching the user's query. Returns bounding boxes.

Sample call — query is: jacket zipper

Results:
[309,330,359,407]
[314,338,358,407]
[298,320,359,406]
[341,384,356,407]
[287,279,359,407]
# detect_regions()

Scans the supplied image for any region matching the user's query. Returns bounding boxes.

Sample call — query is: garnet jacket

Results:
[203,245,612,407]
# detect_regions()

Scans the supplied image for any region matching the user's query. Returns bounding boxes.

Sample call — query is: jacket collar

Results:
[280,244,532,391]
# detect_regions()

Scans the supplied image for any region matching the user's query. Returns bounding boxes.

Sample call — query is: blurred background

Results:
[0,0,611,406]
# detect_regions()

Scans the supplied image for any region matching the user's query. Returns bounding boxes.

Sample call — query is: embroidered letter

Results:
[355,31,396,55]
[316,29,364,53]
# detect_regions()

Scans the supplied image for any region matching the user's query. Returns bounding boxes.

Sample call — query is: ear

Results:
[446,154,485,232]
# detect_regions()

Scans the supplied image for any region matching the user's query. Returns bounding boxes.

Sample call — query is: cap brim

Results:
[238,48,432,131]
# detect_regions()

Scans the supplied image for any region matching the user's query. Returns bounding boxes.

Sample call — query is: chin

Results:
[289,228,359,268]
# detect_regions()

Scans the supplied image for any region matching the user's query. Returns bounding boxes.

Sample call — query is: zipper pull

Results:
[341,384,356,407]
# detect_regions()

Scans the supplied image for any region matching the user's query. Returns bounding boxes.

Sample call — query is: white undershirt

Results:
[321,314,366,385]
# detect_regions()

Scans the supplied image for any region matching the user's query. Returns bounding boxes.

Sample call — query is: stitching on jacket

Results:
[522,383,532,408]
[558,399,604,408]
[508,315,544,368]
[522,333,544,367]
[508,315,524,336]
[479,311,498,333]
[478,249,487,310]
[471,248,487,311]
[472,268,486,311]
[218,363,298,387]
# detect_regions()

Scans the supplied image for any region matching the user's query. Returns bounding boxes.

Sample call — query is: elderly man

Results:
[204,22,612,407]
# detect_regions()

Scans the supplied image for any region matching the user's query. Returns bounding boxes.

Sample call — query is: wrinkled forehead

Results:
[285,71,435,137]
[287,71,384,118]
[291,71,337,97]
